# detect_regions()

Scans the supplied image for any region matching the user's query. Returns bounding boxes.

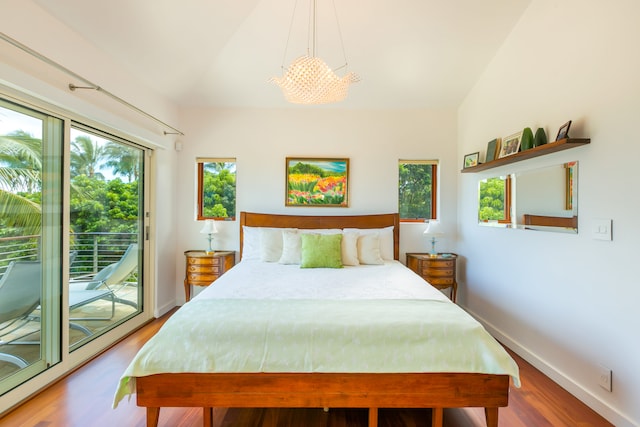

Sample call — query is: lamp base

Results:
[429,237,438,257]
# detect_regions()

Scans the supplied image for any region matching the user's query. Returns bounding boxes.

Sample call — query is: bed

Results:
[114,212,519,427]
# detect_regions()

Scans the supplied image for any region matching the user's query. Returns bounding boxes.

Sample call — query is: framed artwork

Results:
[499,132,522,158]
[485,138,501,163]
[285,157,349,207]
[556,120,572,141]
[565,161,577,210]
[463,152,480,168]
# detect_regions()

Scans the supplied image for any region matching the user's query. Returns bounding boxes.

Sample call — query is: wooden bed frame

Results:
[136,212,511,427]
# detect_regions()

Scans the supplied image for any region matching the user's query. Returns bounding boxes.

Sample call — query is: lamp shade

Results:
[199,220,218,235]
[424,220,444,236]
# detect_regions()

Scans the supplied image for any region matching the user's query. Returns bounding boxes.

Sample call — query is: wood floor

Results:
[0,309,613,427]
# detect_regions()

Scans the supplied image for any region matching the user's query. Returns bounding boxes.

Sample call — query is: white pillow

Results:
[260,228,285,262]
[344,226,394,260]
[278,229,301,264]
[341,230,360,266]
[357,233,384,265]
[241,226,261,260]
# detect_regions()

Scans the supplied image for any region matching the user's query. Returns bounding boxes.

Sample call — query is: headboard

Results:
[239,212,400,260]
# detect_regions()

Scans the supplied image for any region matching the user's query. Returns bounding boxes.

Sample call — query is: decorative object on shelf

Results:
[499,131,523,158]
[423,220,444,257]
[533,127,547,147]
[270,0,359,104]
[199,220,218,254]
[485,138,501,163]
[556,120,572,141]
[461,138,590,173]
[286,157,349,207]
[463,152,480,168]
[520,127,534,151]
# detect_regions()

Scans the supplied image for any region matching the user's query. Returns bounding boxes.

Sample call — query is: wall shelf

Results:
[461,138,590,173]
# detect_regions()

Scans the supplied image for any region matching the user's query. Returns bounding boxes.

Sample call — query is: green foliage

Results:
[479,177,506,220]
[289,162,327,177]
[202,166,236,219]
[399,163,433,219]
[70,175,140,233]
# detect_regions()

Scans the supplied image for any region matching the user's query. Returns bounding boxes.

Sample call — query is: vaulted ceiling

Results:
[33,0,531,109]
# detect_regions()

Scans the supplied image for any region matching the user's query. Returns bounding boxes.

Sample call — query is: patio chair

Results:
[0,261,41,368]
[68,243,138,308]
[0,261,115,368]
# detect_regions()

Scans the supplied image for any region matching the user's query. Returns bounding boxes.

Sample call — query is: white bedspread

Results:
[197,260,452,302]
[114,260,520,407]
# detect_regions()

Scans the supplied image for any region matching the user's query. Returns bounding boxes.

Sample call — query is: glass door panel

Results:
[0,101,62,390]
[68,125,144,350]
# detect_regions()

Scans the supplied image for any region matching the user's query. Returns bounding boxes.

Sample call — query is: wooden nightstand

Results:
[406,252,458,302]
[183,250,235,302]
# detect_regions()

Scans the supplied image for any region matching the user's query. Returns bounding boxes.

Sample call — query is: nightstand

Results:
[405,252,458,302]
[183,250,235,302]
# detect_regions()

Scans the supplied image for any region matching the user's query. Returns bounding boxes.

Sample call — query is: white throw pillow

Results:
[357,233,384,265]
[260,228,284,262]
[344,226,394,260]
[341,230,360,266]
[278,229,302,264]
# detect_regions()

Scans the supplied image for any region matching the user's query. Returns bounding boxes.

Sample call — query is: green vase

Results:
[520,127,534,151]
[534,128,547,147]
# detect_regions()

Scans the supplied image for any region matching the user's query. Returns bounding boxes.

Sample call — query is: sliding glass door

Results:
[0,97,148,397]
[0,100,62,389]
[67,125,144,350]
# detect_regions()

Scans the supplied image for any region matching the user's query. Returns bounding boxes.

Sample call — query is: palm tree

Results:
[0,132,42,235]
[103,142,140,182]
[70,136,106,179]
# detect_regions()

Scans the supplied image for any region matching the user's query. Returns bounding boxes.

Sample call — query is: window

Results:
[478,175,512,223]
[196,158,236,220]
[398,160,438,221]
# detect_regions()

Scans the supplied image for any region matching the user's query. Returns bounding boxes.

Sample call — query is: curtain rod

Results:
[0,32,184,136]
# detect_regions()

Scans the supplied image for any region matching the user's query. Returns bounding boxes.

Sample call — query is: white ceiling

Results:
[33,0,531,110]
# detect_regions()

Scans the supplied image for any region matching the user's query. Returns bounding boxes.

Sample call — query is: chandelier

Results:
[270,0,359,105]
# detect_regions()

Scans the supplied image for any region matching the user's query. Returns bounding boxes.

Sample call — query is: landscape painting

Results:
[285,158,349,207]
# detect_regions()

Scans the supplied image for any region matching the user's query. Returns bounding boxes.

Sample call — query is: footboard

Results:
[136,372,510,427]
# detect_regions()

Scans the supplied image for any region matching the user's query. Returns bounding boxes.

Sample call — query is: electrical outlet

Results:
[598,365,612,392]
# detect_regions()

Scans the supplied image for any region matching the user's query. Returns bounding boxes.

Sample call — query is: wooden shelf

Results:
[461,138,590,173]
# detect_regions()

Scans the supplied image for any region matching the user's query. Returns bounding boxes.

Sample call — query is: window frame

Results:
[196,158,236,221]
[478,174,512,224]
[398,160,438,223]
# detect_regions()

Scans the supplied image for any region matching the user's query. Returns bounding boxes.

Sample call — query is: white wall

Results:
[0,0,181,317]
[458,1,640,426]
[175,107,459,300]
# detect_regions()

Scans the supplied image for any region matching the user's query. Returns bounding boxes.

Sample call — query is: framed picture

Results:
[556,120,572,141]
[485,138,501,163]
[499,132,522,158]
[463,152,480,168]
[285,157,349,207]
[565,161,577,210]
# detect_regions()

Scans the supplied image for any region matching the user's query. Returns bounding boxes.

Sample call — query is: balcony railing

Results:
[0,233,137,280]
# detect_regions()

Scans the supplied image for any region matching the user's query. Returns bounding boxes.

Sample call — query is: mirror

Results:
[478,175,511,227]
[478,162,578,233]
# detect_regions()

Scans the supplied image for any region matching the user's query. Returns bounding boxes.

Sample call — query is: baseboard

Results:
[154,300,176,318]
[465,307,636,427]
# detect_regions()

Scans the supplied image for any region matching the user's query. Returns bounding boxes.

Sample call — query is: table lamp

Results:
[423,220,444,257]
[199,220,218,254]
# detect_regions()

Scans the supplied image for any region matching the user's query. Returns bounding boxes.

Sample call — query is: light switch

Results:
[592,218,612,241]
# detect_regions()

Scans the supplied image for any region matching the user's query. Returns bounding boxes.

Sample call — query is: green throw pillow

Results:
[300,233,343,268]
